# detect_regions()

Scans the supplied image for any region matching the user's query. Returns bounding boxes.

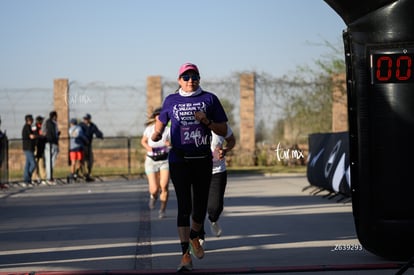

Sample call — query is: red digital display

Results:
[370,48,414,84]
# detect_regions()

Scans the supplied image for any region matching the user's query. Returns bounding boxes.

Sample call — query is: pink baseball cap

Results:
[178,63,199,77]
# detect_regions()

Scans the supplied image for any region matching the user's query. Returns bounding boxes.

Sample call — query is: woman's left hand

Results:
[194,111,207,122]
[194,111,210,125]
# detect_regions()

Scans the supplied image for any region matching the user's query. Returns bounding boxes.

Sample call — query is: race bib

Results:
[180,125,204,145]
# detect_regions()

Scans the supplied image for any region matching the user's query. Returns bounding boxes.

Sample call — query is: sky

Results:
[0,0,347,89]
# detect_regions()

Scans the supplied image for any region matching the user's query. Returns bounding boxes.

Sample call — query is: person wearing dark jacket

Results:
[22,114,36,185]
[43,111,60,185]
[32,115,46,183]
[79,113,103,181]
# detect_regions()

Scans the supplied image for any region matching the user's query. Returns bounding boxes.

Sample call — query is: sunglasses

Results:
[181,75,200,81]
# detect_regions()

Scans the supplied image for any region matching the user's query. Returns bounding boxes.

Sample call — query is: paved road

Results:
[0,175,409,274]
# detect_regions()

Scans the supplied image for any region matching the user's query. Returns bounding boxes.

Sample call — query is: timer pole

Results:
[325,0,414,261]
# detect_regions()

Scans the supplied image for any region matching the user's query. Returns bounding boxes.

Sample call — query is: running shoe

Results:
[189,236,204,259]
[46,180,56,186]
[199,236,206,249]
[177,252,192,271]
[39,180,47,186]
[158,209,165,219]
[148,195,156,210]
[85,175,95,182]
[210,221,222,237]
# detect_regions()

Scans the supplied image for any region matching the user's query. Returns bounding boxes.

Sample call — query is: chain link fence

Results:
[0,72,325,183]
[0,74,293,140]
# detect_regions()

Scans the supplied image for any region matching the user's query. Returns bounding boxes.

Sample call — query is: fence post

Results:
[53,79,69,181]
[147,76,163,117]
[0,134,8,185]
[239,73,256,166]
[127,136,131,178]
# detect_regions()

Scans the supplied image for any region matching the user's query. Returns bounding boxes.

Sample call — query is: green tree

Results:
[270,39,345,144]
[220,98,235,127]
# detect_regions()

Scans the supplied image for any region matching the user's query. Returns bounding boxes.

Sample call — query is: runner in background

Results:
[201,123,236,243]
[141,107,171,219]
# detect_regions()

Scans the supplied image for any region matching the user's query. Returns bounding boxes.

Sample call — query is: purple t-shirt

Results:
[159,90,228,162]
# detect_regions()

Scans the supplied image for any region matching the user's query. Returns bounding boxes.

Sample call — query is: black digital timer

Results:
[326,0,414,261]
[370,47,414,84]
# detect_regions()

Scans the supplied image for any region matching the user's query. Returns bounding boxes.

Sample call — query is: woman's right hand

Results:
[151,131,162,142]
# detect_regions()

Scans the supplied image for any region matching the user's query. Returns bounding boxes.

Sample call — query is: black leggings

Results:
[207,171,227,222]
[169,158,212,227]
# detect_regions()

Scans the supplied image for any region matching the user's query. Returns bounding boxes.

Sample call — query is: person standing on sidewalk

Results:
[32,115,46,184]
[22,114,36,185]
[205,123,236,239]
[68,118,88,182]
[152,62,228,271]
[43,111,60,185]
[141,107,171,218]
[0,116,6,186]
[79,113,103,181]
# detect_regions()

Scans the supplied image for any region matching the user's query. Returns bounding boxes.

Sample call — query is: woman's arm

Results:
[194,111,227,136]
[219,133,236,159]
[224,133,236,152]
[151,117,166,142]
[141,135,152,153]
